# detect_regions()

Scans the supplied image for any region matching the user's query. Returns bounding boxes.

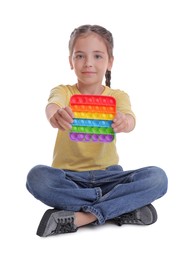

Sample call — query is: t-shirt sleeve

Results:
[47,85,71,108]
[114,90,136,121]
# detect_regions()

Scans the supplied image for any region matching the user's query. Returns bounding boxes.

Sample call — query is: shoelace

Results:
[114,212,140,226]
[53,217,75,234]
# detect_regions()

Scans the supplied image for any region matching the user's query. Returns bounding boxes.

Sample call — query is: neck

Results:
[76,83,105,95]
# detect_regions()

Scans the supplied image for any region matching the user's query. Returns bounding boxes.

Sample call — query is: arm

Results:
[45,103,74,131]
[112,111,135,133]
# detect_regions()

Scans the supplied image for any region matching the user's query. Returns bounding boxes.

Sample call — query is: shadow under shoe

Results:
[36,209,78,237]
[112,204,158,226]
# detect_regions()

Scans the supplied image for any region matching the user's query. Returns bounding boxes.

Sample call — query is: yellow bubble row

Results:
[74,112,115,120]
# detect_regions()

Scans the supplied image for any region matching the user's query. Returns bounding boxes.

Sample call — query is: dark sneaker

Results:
[112,204,158,226]
[36,209,78,237]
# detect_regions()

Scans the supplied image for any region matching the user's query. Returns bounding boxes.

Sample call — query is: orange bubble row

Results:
[71,104,115,114]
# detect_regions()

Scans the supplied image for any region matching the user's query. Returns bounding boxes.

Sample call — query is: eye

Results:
[94,54,103,59]
[74,54,85,60]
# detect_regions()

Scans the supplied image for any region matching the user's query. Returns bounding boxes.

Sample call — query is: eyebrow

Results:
[74,50,105,54]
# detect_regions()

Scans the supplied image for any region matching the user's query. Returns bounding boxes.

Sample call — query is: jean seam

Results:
[96,187,102,200]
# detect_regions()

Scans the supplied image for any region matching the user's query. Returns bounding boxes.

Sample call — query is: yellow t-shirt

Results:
[47,84,135,171]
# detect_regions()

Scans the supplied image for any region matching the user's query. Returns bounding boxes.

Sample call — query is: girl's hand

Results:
[112,111,135,133]
[49,106,74,131]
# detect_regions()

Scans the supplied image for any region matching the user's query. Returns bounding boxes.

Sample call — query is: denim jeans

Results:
[26,164,168,225]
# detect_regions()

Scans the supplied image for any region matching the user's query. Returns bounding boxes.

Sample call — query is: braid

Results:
[105,70,111,87]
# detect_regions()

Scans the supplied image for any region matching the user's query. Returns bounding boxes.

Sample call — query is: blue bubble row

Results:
[72,118,112,127]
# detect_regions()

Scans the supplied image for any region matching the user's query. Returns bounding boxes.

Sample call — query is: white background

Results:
[0,0,194,259]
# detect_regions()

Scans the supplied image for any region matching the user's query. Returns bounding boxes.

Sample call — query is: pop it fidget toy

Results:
[69,94,116,142]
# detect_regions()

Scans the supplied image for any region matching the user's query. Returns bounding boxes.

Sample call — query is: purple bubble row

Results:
[69,132,114,142]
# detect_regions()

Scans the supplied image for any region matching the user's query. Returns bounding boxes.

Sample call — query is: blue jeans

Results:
[26,165,168,225]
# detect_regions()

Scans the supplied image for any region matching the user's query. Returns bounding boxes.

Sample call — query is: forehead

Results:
[73,33,107,52]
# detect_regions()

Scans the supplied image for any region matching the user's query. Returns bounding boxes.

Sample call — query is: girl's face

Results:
[69,33,113,88]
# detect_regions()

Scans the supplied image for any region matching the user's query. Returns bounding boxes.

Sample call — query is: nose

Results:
[84,57,93,67]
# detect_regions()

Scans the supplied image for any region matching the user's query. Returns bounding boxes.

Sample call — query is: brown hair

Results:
[69,24,114,87]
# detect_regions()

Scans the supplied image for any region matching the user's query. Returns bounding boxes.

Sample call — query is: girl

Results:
[26,24,168,237]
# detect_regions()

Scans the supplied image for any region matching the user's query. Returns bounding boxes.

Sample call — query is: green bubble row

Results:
[71,126,114,134]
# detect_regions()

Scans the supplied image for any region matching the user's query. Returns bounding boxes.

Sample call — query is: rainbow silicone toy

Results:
[69,94,116,142]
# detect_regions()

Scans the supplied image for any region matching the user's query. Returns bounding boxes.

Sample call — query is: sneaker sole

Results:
[36,209,59,237]
[147,204,158,224]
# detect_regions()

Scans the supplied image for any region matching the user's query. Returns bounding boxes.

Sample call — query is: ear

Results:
[69,56,73,70]
[107,56,114,71]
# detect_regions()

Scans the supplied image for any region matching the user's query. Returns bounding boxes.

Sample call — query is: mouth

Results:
[82,71,96,75]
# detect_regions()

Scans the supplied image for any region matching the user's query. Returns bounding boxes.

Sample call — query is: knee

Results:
[27,165,42,183]
[150,166,168,195]
[26,164,46,193]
